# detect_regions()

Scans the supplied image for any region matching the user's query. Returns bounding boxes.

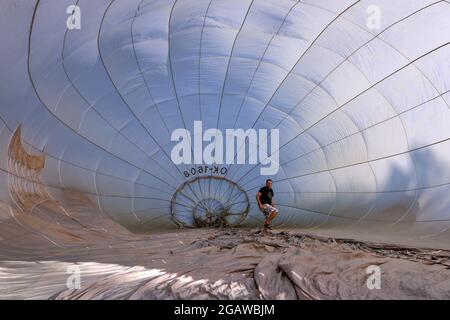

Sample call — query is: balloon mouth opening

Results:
[171,176,250,228]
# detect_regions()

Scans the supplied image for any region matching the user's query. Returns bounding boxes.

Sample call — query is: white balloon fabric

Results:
[1,0,450,245]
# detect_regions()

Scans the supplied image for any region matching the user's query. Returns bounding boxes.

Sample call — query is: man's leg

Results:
[262,205,271,228]
[266,210,278,225]
[263,205,278,229]
[263,213,271,227]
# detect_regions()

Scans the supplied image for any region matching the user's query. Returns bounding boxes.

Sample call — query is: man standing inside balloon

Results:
[256,179,279,231]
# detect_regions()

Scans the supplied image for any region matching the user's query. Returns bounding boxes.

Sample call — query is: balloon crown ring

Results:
[170,176,250,228]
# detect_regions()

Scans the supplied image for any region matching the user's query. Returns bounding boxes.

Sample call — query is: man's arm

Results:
[256,192,263,210]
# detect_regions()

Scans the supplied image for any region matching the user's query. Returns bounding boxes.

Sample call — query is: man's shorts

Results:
[262,204,279,217]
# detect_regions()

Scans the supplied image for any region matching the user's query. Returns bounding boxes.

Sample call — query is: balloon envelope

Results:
[0,0,449,248]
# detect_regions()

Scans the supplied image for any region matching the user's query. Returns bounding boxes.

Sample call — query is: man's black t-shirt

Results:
[258,186,274,205]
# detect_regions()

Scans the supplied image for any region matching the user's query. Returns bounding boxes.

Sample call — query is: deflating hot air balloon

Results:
[1,0,450,246]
